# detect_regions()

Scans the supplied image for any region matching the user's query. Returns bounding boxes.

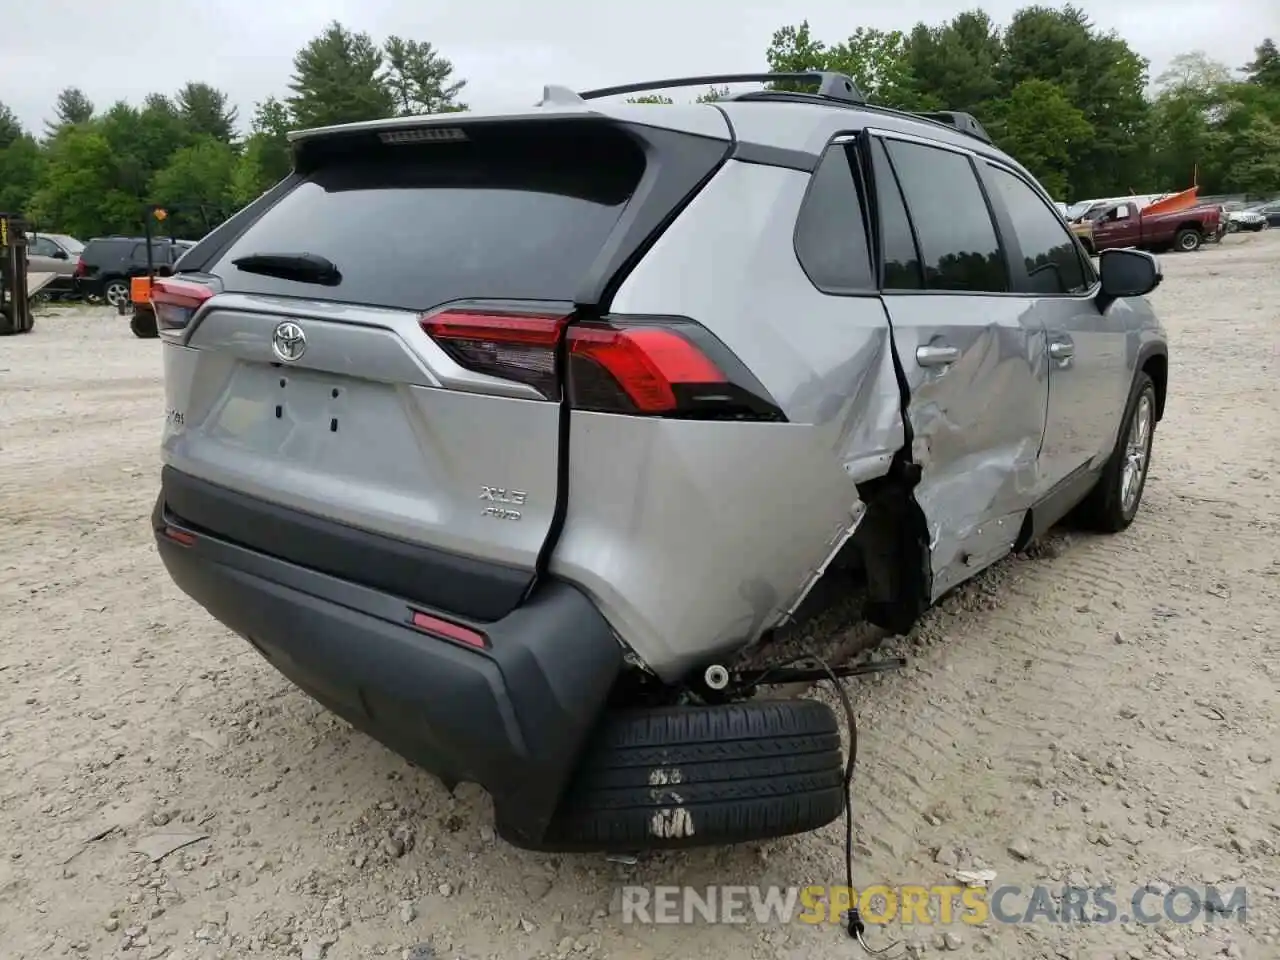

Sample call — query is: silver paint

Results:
[165,299,563,571]
[161,98,1168,682]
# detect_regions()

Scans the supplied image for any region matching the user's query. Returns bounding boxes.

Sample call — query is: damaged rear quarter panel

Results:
[550,160,904,680]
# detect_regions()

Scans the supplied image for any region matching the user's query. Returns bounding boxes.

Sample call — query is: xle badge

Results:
[479,486,526,521]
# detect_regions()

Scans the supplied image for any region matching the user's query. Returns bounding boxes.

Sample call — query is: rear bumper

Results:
[44,275,77,295]
[152,488,624,845]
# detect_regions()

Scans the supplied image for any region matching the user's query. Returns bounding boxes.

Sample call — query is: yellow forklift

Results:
[0,212,39,335]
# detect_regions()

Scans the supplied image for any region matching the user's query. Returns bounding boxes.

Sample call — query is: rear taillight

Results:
[73,257,86,277]
[419,308,784,420]
[567,322,727,414]
[421,309,568,398]
[151,278,214,334]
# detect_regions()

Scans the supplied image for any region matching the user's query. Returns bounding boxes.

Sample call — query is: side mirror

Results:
[53,249,69,260]
[1099,248,1161,301]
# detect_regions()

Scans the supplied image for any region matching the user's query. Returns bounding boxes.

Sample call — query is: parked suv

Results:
[74,237,188,307]
[150,73,1169,852]
[25,232,84,299]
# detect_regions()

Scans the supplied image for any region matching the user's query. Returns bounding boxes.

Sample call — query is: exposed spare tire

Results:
[504,698,846,852]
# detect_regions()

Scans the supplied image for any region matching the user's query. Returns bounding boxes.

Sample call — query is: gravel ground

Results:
[1,232,1277,960]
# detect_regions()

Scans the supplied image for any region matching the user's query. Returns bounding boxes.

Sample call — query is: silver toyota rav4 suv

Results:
[151,72,1168,853]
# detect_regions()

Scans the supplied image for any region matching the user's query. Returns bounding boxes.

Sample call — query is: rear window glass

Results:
[211,124,647,311]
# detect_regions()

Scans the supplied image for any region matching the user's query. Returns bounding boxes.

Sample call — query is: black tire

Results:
[0,306,13,336]
[1073,372,1157,533]
[1175,228,1202,252]
[103,279,130,308]
[131,312,159,339]
[504,699,846,852]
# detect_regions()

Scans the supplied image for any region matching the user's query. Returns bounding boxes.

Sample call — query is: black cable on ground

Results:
[730,651,907,953]
[809,655,904,957]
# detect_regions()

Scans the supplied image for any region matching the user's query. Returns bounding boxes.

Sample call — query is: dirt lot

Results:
[1,233,1278,960]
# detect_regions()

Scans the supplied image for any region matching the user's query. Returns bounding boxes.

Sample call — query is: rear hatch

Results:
[159,113,731,622]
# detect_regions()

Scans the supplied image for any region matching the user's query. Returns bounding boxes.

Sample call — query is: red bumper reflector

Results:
[410,610,487,649]
[162,526,196,546]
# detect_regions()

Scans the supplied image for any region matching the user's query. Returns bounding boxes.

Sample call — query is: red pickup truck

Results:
[1084,199,1224,253]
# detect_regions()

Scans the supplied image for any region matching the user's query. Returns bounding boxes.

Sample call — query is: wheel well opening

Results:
[848,474,931,636]
[1142,353,1168,420]
[1176,221,1204,235]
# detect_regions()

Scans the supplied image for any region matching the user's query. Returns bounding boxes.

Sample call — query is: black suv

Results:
[74,237,194,308]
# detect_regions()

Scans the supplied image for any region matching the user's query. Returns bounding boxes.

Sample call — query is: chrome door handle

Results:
[916,345,960,367]
[1049,342,1074,360]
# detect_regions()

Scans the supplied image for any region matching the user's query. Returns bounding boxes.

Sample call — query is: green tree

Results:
[906,11,1002,114]
[695,86,732,103]
[768,22,932,109]
[1156,51,1233,93]
[176,82,239,142]
[765,21,829,81]
[984,79,1092,197]
[287,21,396,128]
[232,97,294,206]
[1148,88,1215,191]
[151,138,238,235]
[44,87,95,139]
[1209,81,1280,192]
[384,36,467,115]
[998,5,1149,197]
[1243,38,1280,88]
[826,28,929,109]
[1147,53,1232,192]
[0,134,43,215]
[0,101,22,149]
[626,95,674,104]
[28,127,135,237]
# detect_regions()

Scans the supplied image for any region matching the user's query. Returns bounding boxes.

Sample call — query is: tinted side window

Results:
[869,139,923,290]
[883,139,1007,293]
[29,237,58,257]
[793,144,873,291]
[986,165,1091,295]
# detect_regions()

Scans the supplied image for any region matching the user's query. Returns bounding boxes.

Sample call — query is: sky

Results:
[3,0,1278,134]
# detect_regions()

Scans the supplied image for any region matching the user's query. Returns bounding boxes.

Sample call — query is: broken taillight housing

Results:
[151,278,214,335]
[420,308,784,420]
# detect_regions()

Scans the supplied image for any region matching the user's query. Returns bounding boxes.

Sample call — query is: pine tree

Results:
[286,21,396,128]
[44,87,94,138]
[384,36,467,115]
[176,83,239,142]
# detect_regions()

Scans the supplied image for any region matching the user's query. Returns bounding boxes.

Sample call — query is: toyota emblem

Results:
[272,321,306,362]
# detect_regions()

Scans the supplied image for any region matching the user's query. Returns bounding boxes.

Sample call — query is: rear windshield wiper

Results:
[230,252,342,286]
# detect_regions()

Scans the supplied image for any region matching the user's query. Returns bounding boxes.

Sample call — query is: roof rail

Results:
[912,111,992,145]
[577,72,865,105]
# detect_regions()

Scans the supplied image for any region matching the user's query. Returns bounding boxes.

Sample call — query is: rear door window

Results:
[869,139,924,290]
[211,125,647,311]
[881,138,1008,293]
